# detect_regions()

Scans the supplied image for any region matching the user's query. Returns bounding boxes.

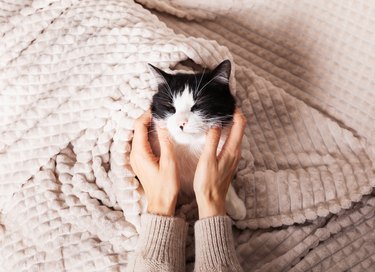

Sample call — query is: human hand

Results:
[130,110,180,216]
[193,108,246,219]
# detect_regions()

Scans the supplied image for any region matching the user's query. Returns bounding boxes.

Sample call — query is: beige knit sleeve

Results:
[128,214,188,272]
[194,216,243,272]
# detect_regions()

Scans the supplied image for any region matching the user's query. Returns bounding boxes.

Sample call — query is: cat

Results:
[148,60,246,220]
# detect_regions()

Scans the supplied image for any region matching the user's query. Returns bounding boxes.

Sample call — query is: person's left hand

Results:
[130,109,180,216]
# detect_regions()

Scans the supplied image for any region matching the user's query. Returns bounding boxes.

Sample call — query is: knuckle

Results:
[239,115,247,126]
[229,153,237,162]
[234,110,246,123]
[161,152,172,162]
[226,149,239,162]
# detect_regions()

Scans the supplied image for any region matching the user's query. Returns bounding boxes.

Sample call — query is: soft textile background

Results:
[146,1,375,270]
[0,0,233,270]
[139,0,375,228]
[0,0,374,271]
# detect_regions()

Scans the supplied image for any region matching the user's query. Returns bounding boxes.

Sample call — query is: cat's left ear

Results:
[148,63,171,85]
[211,59,231,84]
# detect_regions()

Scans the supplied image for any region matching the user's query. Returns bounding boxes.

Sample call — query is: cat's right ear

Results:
[148,63,171,86]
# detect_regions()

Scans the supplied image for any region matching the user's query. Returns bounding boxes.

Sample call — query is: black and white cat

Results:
[148,60,246,220]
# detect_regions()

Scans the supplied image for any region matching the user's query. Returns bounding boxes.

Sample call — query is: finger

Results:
[132,109,157,160]
[220,108,246,157]
[203,126,222,158]
[156,125,174,159]
[133,109,152,146]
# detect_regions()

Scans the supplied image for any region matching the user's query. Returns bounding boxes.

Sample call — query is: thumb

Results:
[203,126,222,158]
[156,125,174,159]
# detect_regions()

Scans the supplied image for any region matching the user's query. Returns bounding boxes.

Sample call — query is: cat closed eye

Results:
[166,106,176,113]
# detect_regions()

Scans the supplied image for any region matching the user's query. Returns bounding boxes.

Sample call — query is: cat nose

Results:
[178,120,188,130]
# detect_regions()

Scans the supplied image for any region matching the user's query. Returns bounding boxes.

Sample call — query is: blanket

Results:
[0,0,374,271]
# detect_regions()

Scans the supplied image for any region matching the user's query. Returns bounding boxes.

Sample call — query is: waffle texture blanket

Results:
[0,0,374,271]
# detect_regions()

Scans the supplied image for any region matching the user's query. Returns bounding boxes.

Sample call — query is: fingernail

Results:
[211,123,221,129]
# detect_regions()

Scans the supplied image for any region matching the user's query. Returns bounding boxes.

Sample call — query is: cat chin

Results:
[169,131,205,145]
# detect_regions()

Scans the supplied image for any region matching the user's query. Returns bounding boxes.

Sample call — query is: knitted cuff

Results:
[137,214,188,270]
[194,216,243,271]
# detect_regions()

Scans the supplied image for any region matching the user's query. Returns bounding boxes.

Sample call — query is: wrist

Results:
[147,195,178,216]
[196,196,226,219]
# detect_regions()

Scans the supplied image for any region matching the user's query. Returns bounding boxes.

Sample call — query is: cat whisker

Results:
[194,68,206,95]
[160,85,174,100]
[208,114,234,117]
[151,73,174,99]
[194,96,215,105]
[203,117,234,126]
[196,74,223,96]
[202,114,234,118]
[204,120,233,125]
[194,73,197,92]
[202,116,233,120]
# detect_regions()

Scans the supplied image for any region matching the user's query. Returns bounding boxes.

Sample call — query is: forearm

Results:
[129,214,188,272]
[194,216,243,272]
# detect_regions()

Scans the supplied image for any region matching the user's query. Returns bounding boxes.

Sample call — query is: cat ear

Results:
[211,59,231,84]
[148,63,171,85]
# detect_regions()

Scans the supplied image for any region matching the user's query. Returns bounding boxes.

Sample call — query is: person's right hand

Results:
[193,108,246,219]
[130,110,180,217]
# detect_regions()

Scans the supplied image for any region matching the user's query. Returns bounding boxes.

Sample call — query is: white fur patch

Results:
[165,85,207,145]
[173,85,194,112]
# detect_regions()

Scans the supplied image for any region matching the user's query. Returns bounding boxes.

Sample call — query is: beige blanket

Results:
[146,0,375,270]
[0,0,374,271]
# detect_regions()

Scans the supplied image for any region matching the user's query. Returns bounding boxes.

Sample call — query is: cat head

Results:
[149,60,235,144]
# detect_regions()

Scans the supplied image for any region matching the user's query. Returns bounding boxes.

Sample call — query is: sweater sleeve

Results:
[128,214,188,272]
[194,216,243,272]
